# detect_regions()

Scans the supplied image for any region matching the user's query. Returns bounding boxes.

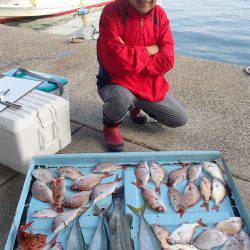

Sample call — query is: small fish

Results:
[201,161,226,184]
[132,182,167,212]
[32,168,55,184]
[52,207,88,234]
[32,180,54,206]
[187,164,202,183]
[62,191,92,209]
[57,166,84,180]
[93,162,126,173]
[163,245,199,250]
[211,178,226,211]
[150,161,165,194]
[192,229,229,249]
[128,204,161,250]
[91,175,122,204]
[67,217,88,250]
[135,161,150,186]
[152,224,170,248]
[168,218,207,245]
[51,176,66,212]
[89,205,110,250]
[70,173,112,191]
[168,187,184,216]
[182,183,200,216]
[109,196,134,250]
[32,208,58,218]
[167,161,189,187]
[216,217,243,235]
[199,176,212,211]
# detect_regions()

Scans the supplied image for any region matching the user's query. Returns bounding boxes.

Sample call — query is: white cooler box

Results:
[0,90,71,174]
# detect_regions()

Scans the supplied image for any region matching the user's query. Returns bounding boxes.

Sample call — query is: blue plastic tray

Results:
[5,151,249,249]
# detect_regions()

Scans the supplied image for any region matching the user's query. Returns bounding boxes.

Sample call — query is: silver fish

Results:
[187,164,202,183]
[150,162,165,194]
[91,175,122,204]
[109,197,134,250]
[152,224,170,248]
[168,218,206,245]
[163,245,199,250]
[70,173,112,191]
[93,162,125,173]
[216,217,243,235]
[51,176,66,212]
[67,217,88,250]
[167,161,189,187]
[211,178,226,211]
[57,166,84,180]
[168,187,184,216]
[52,207,87,233]
[32,180,54,206]
[128,204,161,250]
[201,161,226,184]
[62,191,92,209]
[199,176,212,211]
[182,183,200,216]
[89,205,110,250]
[32,168,55,184]
[32,208,58,218]
[132,182,167,212]
[192,228,229,249]
[135,161,150,186]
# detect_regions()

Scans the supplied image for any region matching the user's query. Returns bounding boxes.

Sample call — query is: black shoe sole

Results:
[106,143,124,152]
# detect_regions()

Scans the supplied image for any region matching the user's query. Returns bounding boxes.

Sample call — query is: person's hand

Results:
[118,36,125,44]
[146,45,159,56]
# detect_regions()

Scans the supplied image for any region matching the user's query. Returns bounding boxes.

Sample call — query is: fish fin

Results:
[178,160,190,168]
[212,204,219,211]
[102,173,114,178]
[155,186,161,195]
[200,202,209,212]
[19,221,34,232]
[115,175,122,182]
[178,207,185,218]
[127,203,147,215]
[94,204,112,217]
[197,218,207,227]
[131,181,143,189]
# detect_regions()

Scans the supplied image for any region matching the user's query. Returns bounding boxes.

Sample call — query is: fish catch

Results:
[192,228,229,249]
[108,195,134,250]
[128,204,161,250]
[57,166,84,180]
[89,205,110,250]
[135,161,150,186]
[32,208,58,219]
[32,168,55,184]
[216,217,243,235]
[211,178,226,211]
[132,182,167,212]
[168,187,183,216]
[62,191,92,209]
[67,217,88,250]
[52,206,88,234]
[150,161,165,194]
[168,218,207,245]
[32,180,54,206]
[201,161,226,184]
[51,176,66,212]
[152,224,170,248]
[70,173,113,191]
[91,175,122,204]
[167,161,189,187]
[199,176,212,211]
[187,164,202,183]
[93,162,126,173]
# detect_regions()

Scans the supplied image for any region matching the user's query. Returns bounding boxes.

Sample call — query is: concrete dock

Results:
[0,24,249,248]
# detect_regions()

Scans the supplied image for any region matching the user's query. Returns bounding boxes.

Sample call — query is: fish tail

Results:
[196,218,207,227]
[155,186,161,195]
[200,202,209,212]
[48,233,59,246]
[115,175,122,182]
[127,203,147,215]
[178,160,190,168]
[178,207,185,218]
[212,204,219,211]
[102,173,114,178]
[131,181,143,188]
[19,221,34,231]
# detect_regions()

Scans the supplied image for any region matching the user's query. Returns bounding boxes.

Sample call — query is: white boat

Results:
[0,0,113,23]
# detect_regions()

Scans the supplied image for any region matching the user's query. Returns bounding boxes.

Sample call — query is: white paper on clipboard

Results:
[0,76,42,112]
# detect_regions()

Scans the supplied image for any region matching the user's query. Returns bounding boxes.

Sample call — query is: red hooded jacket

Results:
[97,0,174,102]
